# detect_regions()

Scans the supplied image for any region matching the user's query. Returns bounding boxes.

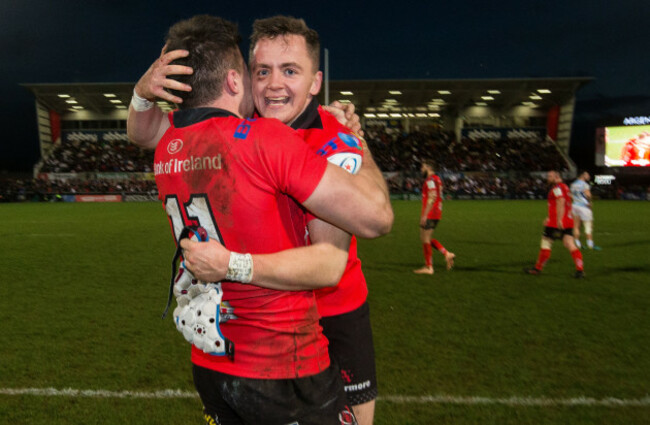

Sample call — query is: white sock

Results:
[587,239,594,249]
[575,239,582,248]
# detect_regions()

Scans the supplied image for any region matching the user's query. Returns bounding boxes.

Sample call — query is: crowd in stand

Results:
[0,176,157,202]
[389,174,549,199]
[0,126,643,202]
[363,125,569,198]
[364,126,568,174]
[40,139,154,173]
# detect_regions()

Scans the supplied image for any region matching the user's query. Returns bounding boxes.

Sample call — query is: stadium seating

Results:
[4,128,626,202]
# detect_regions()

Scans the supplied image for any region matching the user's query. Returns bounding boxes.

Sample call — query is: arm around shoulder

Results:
[127,101,170,149]
[181,238,347,290]
[303,156,393,239]
[126,47,192,149]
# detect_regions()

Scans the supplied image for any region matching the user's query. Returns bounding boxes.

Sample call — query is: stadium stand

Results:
[39,138,153,173]
[6,77,643,202]
[1,126,576,202]
[365,126,568,173]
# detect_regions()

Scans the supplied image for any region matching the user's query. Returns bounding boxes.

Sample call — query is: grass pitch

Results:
[1,200,649,424]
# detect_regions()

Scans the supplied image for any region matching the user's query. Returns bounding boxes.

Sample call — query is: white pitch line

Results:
[379,395,650,407]
[0,388,196,399]
[1,388,649,407]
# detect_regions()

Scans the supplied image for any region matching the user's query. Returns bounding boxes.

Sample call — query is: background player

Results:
[570,171,598,250]
[414,161,455,275]
[525,171,585,278]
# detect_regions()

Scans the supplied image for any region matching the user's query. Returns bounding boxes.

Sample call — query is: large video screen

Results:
[601,125,650,167]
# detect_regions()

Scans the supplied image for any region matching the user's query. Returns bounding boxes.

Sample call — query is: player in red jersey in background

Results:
[129,15,393,424]
[525,170,585,278]
[414,161,455,275]
[128,16,389,425]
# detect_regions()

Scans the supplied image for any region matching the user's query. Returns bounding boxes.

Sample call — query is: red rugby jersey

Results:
[547,182,574,229]
[154,108,330,379]
[422,174,443,220]
[290,99,369,317]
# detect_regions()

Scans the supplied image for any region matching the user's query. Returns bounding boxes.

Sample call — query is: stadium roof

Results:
[22,77,592,118]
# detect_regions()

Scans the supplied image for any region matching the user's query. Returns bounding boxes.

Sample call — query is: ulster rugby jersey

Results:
[422,174,443,220]
[547,182,574,229]
[154,108,330,379]
[291,98,369,318]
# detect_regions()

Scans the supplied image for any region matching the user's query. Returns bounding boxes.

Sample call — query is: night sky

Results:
[1,0,648,172]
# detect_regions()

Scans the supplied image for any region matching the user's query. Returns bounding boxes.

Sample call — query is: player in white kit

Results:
[570,171,598,250]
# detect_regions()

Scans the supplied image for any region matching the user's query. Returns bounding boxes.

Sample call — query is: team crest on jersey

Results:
[338,406,356,425]
[337,132,361,150]
[167,139,184,155]
[327,152,362,174]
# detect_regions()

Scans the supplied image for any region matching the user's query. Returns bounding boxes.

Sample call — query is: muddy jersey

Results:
[290,99,368,318]
[547,182,574,229]
[422,174,443,220]
[154,108,330,379]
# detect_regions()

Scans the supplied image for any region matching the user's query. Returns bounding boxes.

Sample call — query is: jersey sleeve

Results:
[322,131,364,175]
[255,120,328,203]
[552,186,563,198]
[304,124,364,223]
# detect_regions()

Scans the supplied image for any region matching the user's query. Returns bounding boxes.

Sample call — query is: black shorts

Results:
[543,226,573,240]
[320,302,378,406]
[193,364,356,425]
[420,219,439,230]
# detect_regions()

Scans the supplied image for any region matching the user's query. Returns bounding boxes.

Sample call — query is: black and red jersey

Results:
[289,99,369,317]
[155,108,330,379]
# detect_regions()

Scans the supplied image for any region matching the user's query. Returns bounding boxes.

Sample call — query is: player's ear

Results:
[225,69,241,95]
[310,70,323,96]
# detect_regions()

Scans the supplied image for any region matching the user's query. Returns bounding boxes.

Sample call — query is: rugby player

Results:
[248,17,382,425]
[621,132,650,166]
[525,171,585,278]
[129,16,389,425]
[129,15,393,424]
[570,171,598,250]
[413,161,455,275]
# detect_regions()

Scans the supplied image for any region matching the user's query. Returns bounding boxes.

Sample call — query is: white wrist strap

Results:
[131,89,154,112]
[226,252,253,283]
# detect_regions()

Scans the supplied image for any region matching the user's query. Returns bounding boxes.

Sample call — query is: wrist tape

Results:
[131,89,154,112]
[226,252,253,283]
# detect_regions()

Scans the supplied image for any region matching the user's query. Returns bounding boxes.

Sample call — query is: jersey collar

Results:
[289,97,323,131]
[172,107,239,128]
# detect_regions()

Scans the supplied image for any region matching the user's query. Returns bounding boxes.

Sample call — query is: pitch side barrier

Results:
[0,191,158,203]
[61,193,158,203]
[390,192,545,201]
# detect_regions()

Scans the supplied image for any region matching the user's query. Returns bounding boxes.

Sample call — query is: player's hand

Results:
[420,216,427,227]
[134,44,194,104]
[323,101,364,137]
[181,238,230,283]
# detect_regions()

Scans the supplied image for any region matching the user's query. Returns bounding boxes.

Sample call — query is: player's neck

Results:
[287,97,315,127]
[200,96,244,119]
